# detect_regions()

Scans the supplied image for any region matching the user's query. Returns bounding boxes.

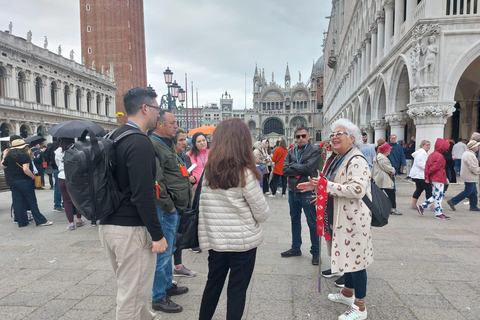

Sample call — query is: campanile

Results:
[79,0,147,114]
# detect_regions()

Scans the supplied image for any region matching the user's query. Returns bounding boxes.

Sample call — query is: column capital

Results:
[370,23,378,34]
[365,32,371,42]
[359,124,373,132]
[376,11,385,23]
[385,112,409,127]
[407,102,456,126]
[370,119,387,130]
[383,0,395,10]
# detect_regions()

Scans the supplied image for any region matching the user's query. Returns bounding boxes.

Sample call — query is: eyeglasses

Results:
[145,104,161,112]
[295,134,307,139]
[329,131,348,139]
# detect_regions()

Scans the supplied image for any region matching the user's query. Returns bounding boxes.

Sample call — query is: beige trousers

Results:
[99,225,157,320]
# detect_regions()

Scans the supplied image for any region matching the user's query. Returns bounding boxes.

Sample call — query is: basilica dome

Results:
[312,55,324,78]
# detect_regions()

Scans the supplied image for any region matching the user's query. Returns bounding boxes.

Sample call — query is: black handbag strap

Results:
[345,154,373,211]
[191,171,204,209]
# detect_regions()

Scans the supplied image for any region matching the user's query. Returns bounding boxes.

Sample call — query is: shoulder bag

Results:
[176,172,203,249]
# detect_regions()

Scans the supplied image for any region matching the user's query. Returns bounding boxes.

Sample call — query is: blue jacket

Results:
[387,142,406,174]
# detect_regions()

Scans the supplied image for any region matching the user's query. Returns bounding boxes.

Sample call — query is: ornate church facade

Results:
[0,28,117,148]
[322,0,480,146]
[245,61,324,146]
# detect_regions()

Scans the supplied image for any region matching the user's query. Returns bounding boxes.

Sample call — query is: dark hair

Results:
[158,109,172,123]
[189,132,208,161]
[362,132,367,136]
[59,138,75,152]
[123,87,158,116]
[205,118,262,189]
[6,147,28,160]
[294,125,309,136]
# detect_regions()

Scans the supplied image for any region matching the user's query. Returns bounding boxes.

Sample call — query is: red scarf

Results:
[315,173,330,241]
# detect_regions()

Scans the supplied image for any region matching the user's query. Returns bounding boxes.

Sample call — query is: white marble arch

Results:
[353,100,361,126]
[260,88,284,101]
[443,38,480,102]
[389,55,413,114]
[361,87,373,125]
[372,74,388,120]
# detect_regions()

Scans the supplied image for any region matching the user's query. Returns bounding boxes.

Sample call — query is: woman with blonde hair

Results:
[198,118,269,320]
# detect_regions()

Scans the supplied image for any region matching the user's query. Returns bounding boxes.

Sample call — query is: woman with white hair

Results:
[298,118,372,320]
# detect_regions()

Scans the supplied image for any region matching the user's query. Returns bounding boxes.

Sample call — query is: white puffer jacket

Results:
[198,169,270,252]
[410,148,428,179]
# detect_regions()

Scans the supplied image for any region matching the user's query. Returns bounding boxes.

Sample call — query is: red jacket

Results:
[272,147,288,175]
[424,138,450,184]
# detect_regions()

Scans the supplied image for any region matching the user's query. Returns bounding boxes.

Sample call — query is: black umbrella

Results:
[24,135,46,146]
[48,120,106,138]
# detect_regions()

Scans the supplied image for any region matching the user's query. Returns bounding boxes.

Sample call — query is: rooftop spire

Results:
[285,63,291,80]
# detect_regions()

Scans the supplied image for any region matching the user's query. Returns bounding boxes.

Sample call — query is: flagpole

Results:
[185,73,189,132]
[191,81,195,128]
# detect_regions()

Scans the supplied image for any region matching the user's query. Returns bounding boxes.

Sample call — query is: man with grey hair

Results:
[387,134,407,175]
[282,125,321,265]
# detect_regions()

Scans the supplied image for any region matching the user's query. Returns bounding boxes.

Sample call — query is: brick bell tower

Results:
[79,0,147,115]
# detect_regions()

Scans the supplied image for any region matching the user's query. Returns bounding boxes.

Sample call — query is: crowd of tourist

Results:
[3,86,480,320]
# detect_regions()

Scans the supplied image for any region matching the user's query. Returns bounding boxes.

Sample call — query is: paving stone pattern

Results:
[0,178,479,319]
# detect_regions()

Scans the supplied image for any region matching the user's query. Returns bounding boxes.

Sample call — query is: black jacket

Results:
[283,143,321,193]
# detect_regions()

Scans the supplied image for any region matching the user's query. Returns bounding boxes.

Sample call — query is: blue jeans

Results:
[344,269,367,299]
[53,169,62,207]
[10,179,47,227]
[454,159,461,174]
[288,191,319,255]
[152,206,179,302]
[451,182,478,209]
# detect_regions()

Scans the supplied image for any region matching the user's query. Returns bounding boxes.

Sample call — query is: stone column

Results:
[407,103,456,151]
[370,24,377,68]
[361,44,366,81]
[384,0,395,54]
[365,34,371,75]
[68,84,75,110]
[371,119,388,143]
[376,13,385,61]
[394,0,405,43]
[385,112,408,141]
[406,0,417,28]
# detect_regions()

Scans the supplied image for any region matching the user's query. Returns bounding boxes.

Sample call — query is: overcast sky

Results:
[0,0,331,109]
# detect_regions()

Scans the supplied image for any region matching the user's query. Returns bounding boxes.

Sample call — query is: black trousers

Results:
[382,188,397,209]
[269,173,287,195]
[412,178,432,200]
[199,248,257,320]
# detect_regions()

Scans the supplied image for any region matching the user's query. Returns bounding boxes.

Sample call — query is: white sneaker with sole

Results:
[268,194,276,198]
[338,304,367,320]
[173,265,196,277]
[328,291,354,306]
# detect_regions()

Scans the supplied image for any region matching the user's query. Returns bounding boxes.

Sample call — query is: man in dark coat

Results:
[387,134,407,175]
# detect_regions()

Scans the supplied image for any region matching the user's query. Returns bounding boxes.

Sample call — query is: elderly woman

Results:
[373,143,401,215]
[410,140,432,209]
[298,119,372,320]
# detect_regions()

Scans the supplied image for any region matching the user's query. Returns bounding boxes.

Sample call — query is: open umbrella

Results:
[24,135,46,146]
[48,120,105,138]
[187,126,216,136]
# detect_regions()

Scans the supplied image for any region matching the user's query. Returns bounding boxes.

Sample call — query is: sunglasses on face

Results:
[329,131,348,139]
[295,134,307,139]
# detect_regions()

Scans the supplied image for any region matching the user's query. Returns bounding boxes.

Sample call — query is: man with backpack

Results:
[98,87,167,320]
[150,110,191,313]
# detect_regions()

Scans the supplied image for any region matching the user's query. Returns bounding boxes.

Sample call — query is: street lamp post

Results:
[156,67,186,111]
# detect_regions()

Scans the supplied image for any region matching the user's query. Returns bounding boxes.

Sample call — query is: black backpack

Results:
[346,155,391,227]
[64,129,141,221]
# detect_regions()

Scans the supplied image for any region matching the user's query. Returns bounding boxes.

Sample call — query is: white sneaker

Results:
[328,291,354,306]
[281,194,286,199]
[268,194,276,198]
[338,304,367,320]
[264,192,271,195]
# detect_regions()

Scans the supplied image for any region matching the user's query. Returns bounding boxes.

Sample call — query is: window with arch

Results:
[64,85,70,108]
[76,88,81,111]
[20,124,28,138]
[96,94,101,114]
[86,4,90,10]
[35,77,42,103]
[0,67,5,97]
[50,81,57,106]
[263,118,284,135]
[105,97,110,115]
[17,72,26,100]
[88,47,92,54]
[86,91,91,112]
[87,26,91,32]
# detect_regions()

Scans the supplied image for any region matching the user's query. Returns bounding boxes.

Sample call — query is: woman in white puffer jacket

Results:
[410,140,432,209]
[198,118,269,320]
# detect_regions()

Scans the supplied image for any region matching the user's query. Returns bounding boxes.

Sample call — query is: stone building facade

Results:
[323,0,480,146]
[245,63,322,146]
[79,0,147,115]
[0,29,117,148]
